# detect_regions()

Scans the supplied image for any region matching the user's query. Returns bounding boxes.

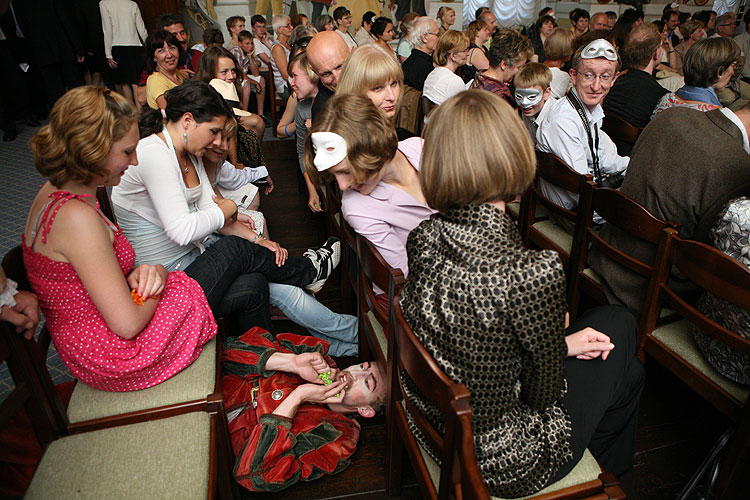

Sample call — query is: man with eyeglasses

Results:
[713,12,750,109]
[402,17,439,91]
[537,38,628,214]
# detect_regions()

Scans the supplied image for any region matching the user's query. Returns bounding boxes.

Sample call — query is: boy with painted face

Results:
[513,63,554,145]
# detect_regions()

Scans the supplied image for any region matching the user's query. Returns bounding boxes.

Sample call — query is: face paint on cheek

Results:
[515,88,543,109]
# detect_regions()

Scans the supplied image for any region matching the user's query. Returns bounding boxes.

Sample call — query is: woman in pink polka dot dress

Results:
[22,86,217,392]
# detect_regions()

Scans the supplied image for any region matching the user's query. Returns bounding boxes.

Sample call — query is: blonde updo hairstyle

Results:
[304,92,398,184]
[420,90,535,210]
[31,86,138,187]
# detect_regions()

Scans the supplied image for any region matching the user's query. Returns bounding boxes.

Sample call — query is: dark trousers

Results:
[311,1,326,22]
[184,236,315,333]
[395,0,426,21]
[551,305,645,480]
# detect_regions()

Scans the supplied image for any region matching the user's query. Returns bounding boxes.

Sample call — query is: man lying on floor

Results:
[222,328,385,492]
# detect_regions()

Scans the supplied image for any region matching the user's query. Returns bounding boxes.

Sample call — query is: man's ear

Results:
[357,406,376,418]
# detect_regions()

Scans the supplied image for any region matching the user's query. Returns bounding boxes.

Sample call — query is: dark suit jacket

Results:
[11,0,84,66]
[589,107,750,316]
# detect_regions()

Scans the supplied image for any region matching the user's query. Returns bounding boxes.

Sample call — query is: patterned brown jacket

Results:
[401,204,573,498]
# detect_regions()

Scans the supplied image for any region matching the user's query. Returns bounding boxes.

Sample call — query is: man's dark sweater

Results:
[402,48,434,91]
[603,68,668,155]
[311,80,335,121]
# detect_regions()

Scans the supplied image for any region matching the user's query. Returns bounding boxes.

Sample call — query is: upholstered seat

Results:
[652,320,749,404]
[67,339,217,423]
[531,220,573,255]
[415,433,601,500]
[25,411,212,499]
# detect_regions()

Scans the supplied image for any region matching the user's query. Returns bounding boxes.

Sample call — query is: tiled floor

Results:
[0,120,74,399]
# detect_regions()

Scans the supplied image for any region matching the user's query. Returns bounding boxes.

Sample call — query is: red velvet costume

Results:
[222,328,361,492]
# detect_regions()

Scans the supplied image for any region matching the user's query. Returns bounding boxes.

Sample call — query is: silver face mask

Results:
[581,38,618,62]
[514,88,543,109]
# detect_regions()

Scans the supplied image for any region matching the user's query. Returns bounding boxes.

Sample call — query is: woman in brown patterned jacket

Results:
[400,90,645,498]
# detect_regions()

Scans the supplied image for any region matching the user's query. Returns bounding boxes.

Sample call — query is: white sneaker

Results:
[303,237,341,293]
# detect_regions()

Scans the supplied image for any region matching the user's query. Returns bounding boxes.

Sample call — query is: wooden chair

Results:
[637,231,750,499]
[266,75,287,137]
[567,187,678,319]
[0,318,223,499]
[356,233,405,366]
[321,176,358,315]
[519,151,594,269]
[1,248,239,499]
[387,298,627,500]
[601,114,642,150]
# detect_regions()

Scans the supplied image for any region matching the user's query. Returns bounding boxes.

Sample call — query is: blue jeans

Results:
[269,283,358,356]
[184,235,315,333]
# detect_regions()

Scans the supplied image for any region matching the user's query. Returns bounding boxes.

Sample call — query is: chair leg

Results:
[676,426,734,500]
[386,408,405,498]
[715,415,750,499]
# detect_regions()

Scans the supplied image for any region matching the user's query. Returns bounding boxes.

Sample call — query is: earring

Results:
[183,131,188,145]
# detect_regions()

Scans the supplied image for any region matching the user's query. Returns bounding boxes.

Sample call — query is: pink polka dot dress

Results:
[23,192,217,392]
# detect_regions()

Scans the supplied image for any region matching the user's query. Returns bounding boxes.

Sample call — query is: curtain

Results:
[713,0,740,16]
[463,0,538,28]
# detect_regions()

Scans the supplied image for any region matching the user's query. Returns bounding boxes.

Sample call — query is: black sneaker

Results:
[304,237,341,293]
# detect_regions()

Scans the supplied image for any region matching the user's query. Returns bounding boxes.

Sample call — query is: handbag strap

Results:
[566,91,601,183]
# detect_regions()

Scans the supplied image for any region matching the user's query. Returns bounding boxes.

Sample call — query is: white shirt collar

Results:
[720,107,750,154]
[569,88,604,125]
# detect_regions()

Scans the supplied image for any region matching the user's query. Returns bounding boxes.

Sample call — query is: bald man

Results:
[590,12,610,30]
[308,31,352,119]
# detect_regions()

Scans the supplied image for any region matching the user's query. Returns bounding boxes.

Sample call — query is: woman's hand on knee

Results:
[257,238,288,266]
[565,327,615,361]
[127,264,167,300]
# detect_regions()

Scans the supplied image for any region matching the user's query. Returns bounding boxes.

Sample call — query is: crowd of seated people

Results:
[3,3,750,498]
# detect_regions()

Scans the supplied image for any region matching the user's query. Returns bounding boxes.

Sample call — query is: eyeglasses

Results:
[427,31,440,36]
[576,71,613,83]
[342,15,352,20]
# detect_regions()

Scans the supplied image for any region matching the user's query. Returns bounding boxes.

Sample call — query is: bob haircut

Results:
[144,30,181,73]
[543,27,575,61]
[514,62,552,90]
[31,86,138,187]
[195,45,246,99]
[313,14,334,33]
[139,80,233,139]
[570,8,590,23]
[683,37,739,88]
[420,90,535,210]
[336,43,404,102]
[304,92,398,184]
[288,52,319,85]
[488,29,533,68]
[535,14,556,33]
[433,29,469,66]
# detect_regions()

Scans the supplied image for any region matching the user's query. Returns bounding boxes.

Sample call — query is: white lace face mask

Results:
[311,132,348,171]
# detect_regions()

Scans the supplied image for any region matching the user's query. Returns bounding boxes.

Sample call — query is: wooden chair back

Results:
[355,233,404,366]
[567,187,678,318]
[321,177,358,314]
[0,319,69,453]
[637,230,750,498]
[266,74,287,137]
[387,297,473,500]
[601,114,642,145]
[421,95,438,123]
[519,152,594,268]
[96,186,115,223]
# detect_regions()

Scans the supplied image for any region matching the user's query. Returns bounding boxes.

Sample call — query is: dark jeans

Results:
[552,305,645,480]
[184,236,315,333]
[311,1,326,22]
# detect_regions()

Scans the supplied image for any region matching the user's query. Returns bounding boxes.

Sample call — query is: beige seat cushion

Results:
[416,438,600,500]
[652,320,750,403]
[582,268,601,284]
[532,220,573,255]
[26,411,211,500]
[507,202,549,220]
[67,339,216,423]
[366,309,388,362]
